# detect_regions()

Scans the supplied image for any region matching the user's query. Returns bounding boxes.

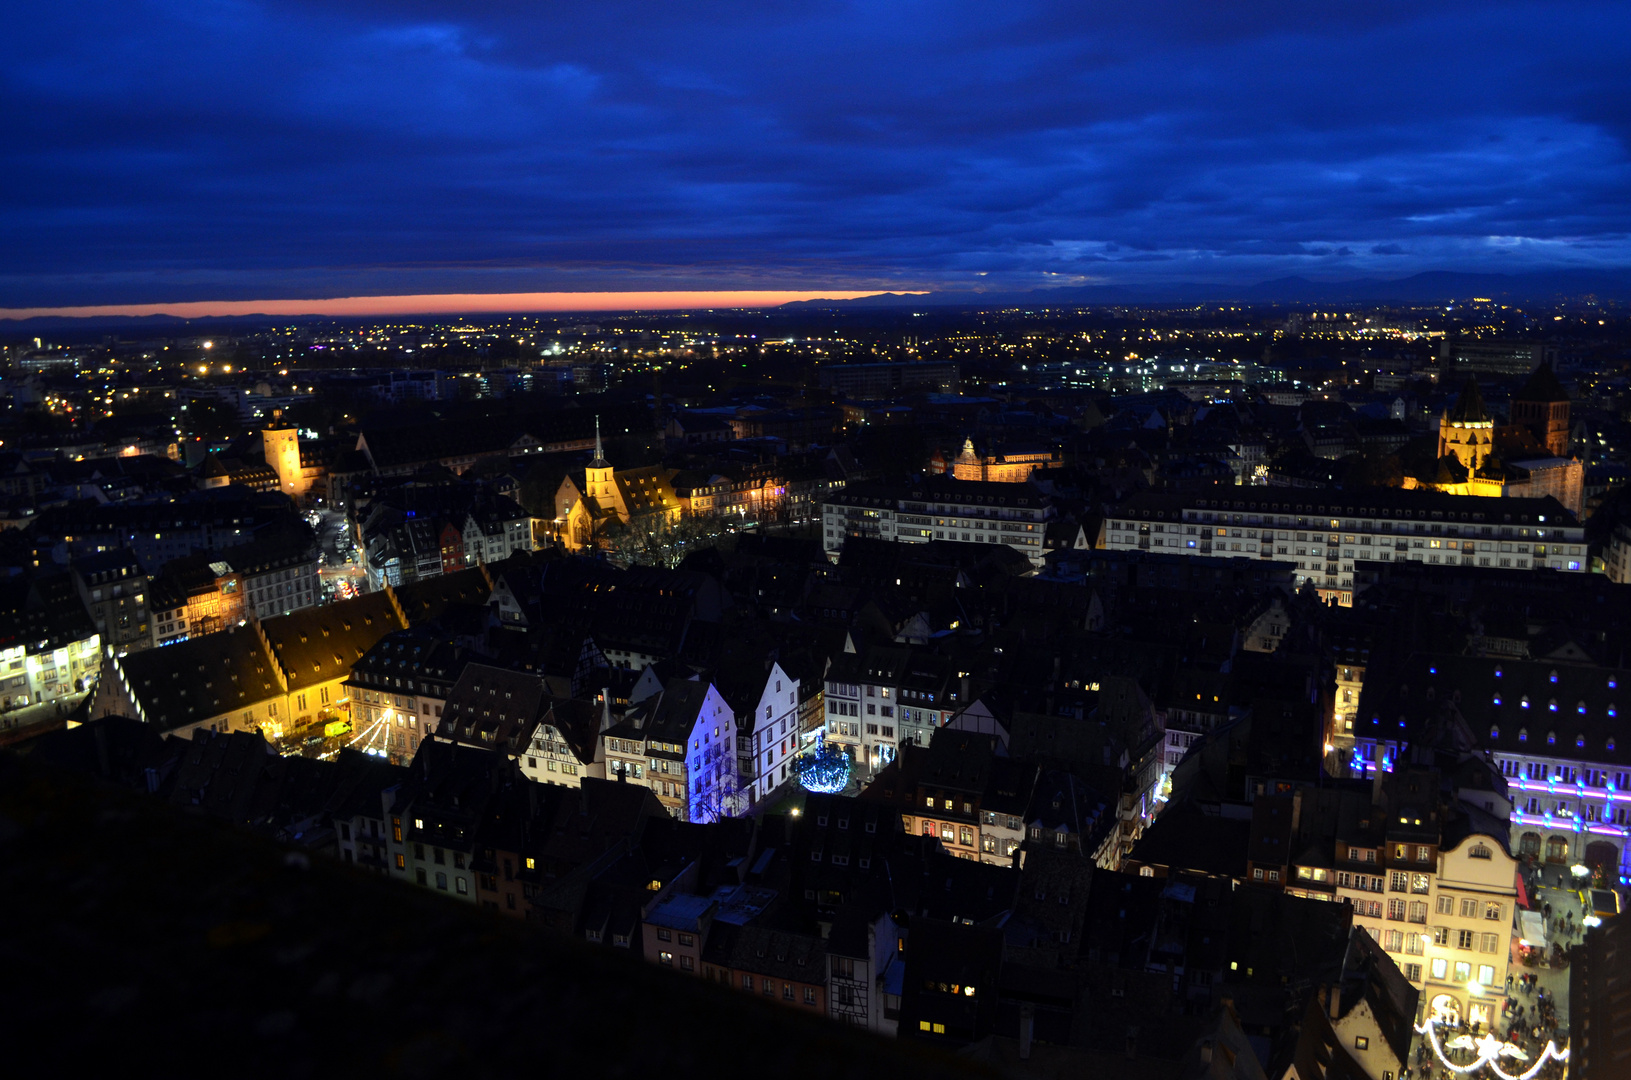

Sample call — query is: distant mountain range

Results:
[781,269,1631,309]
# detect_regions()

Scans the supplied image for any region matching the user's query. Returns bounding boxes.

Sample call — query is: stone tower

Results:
[1510,362,1571,457]
[262,425,307,498]
[1437,377,1493,473]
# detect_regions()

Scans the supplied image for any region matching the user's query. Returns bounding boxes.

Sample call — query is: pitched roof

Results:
[114,625,281,732]
[1444,376,1489,424]
[1515,361,1569,404]
[261,593,406,693]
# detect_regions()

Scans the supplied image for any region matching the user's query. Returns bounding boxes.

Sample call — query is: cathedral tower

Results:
[1510,362,1571,458]
[1437,377,1493,473]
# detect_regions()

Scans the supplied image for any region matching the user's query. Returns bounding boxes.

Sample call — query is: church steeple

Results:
[589,414,610,469]
[585,414,614,505]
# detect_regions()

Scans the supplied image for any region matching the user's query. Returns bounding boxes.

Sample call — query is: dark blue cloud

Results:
[2,0,1630,305]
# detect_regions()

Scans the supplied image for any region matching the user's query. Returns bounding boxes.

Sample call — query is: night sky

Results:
[5,1,1631,312]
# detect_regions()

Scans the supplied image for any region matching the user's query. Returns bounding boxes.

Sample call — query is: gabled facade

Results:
[738,660,803,806]
[603,676,740,821]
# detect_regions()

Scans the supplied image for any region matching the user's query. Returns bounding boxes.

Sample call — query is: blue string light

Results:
[799,740,852,794]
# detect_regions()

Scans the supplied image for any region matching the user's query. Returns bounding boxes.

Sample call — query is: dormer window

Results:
[1576,735,1586,749]
[1549,670,1559,684]
[1546,732,1556,746]
[1520,696,1530,709]
[1578,702,1588,714]
[1548,699,1558,713]
[1489,725,1499,740]
[1494,668,1503,678]
[1518,728,1528,742]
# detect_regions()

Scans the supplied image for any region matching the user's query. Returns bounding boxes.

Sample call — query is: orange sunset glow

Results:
[0,290,907,321]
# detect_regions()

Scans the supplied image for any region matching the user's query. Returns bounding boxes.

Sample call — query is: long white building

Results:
[821,477,1055,566]
[1102,488,1585,606]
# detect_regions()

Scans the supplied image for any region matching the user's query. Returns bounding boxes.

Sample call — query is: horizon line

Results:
[0,289,917,322]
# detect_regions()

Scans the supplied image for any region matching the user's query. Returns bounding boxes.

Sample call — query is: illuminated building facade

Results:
[930,437,1059,483]
[1103,487,1584,607]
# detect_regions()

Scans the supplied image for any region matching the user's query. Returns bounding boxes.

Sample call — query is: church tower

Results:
[1437,377,1493,473]
[1510,362,1571,457]
[585,415,615,506]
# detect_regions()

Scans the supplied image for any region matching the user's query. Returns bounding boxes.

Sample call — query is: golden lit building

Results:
[262,424,325,502]
[932,437,1059,482]
[1406,371,1583,517]
[1435,378,1495,482]
[147,557,245,646]
[555,418,682,551]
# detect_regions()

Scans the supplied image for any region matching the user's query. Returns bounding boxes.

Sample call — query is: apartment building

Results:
[602,676,740,822]
[869,729,1030,865]
[1423,833,1518,1030]
[0,573,102,716]
[1357,653,1630,880]
[344,626,472,763]
[69,548,149,655]
[1268,766,1515,1026]
[825,646,964,781]
[429,664,602,788]
[821,477,1055,567]
[1103,488,1585,606]
[1317,770,1507,1024]
[1605,519,1631,584]
[730,660,804,807]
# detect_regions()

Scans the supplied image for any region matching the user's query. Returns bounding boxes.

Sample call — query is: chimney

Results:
[1019,1003,1034,1060]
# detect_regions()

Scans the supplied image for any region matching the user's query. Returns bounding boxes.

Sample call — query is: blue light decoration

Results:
[799,739,852,794]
